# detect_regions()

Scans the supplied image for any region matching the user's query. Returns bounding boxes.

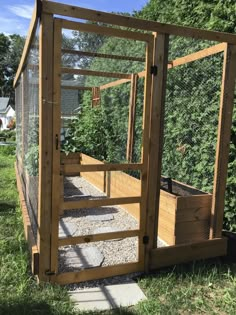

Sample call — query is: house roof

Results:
[0,97,10,113]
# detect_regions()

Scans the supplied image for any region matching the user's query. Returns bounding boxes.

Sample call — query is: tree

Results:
[138,0,236,33]
[0,33,25,104]
[0,33,10,97]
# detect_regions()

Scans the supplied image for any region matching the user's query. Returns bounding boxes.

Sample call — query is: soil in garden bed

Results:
[161,176,207,197]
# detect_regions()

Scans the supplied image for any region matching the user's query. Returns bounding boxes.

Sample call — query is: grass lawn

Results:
[0,145,236,315]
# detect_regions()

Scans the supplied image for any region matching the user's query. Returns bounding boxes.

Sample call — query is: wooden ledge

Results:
[15,162,39,275]
[150,238,227,270]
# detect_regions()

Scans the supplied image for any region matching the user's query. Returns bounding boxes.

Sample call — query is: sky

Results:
[0,0,149,36]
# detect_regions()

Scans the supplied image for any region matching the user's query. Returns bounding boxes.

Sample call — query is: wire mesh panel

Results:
[20,23,40,241]
[162,40,223,192]
[156,37,224,248]
[15,79,22,159]
[61,28,146,165]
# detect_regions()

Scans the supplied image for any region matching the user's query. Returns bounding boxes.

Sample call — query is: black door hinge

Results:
[45,270,56,276]
[143,235,149,244]
[151,65,158,76]
[55,134,59,150]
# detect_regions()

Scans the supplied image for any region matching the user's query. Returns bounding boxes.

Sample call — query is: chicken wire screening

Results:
[15,78,22,158]
[16,23,40,241]
[161,36,224,194]
[60,28,146,165]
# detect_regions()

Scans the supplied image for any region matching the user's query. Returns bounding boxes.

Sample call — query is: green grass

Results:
[0,146,236,314]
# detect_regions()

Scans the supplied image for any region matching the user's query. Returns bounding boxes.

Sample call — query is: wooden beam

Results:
[60,175,64,216]
[150,238,227,270]
[169,42,226,68]
[60,151,81,162]
[14,1,39,87]
[42,1,236,44]
[210,44,236,239]
[145,33,169,271]
[58,229,140,246]
[61,85,92,91]
[50,262,142,285]
[62,48,145,62]
[61,162,143,175]
[50,18,63,275]
[37,12,54,282]
[100,78,131,90]
[62,196,141,210]
[60,18,152,43]
[126,74,138,162]
[61,67,132,79]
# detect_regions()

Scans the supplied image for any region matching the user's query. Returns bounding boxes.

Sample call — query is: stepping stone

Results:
[59,222,78,238]
[86,214,114,222]
[93,227,123,241]
[69,280,147,311]
[63,247,104,269]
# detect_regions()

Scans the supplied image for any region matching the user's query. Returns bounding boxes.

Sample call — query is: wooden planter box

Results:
[158,180,212,245]
[62,153,212,246]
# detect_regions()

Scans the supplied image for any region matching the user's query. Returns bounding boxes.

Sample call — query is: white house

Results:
[0,97,15,130]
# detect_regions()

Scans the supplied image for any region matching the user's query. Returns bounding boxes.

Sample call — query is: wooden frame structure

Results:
[14,0,236,284]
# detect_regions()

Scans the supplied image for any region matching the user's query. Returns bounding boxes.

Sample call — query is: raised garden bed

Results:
[159,179,212,245]
[61,153,212,246]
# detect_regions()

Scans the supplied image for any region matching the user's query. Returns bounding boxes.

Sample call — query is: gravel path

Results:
[58,176,166,289]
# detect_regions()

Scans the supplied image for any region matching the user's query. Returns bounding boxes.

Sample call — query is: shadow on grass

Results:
[136,255,236,284]
[0,201,16,215]
[0,301,55,315]
[0,301,137,315]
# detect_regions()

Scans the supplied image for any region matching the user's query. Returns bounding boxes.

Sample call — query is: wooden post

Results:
[145,33,169,271]
[106,171,111,197]
[138,38,154,269]
[59,175,64,216]
[92,87,101,107]
[50,19,63,274]
[21,72,25,163]
[126,74,138,162]
[37,12,54,282]
[210,44,236,239]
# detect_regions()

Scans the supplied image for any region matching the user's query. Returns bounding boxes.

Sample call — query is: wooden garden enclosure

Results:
[14,0,236,284]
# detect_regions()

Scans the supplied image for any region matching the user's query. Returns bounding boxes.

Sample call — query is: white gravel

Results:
[58,176,165,289]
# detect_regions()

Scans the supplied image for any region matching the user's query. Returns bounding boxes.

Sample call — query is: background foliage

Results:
[0,33,24,104]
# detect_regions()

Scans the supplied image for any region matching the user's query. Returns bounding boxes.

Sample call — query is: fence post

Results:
[210,44,236,239]
[144,33,169,272]
[37,11,54,282]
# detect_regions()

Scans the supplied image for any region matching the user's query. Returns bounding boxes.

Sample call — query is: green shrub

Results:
[24,145,39,176]
[0,145,16,156]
